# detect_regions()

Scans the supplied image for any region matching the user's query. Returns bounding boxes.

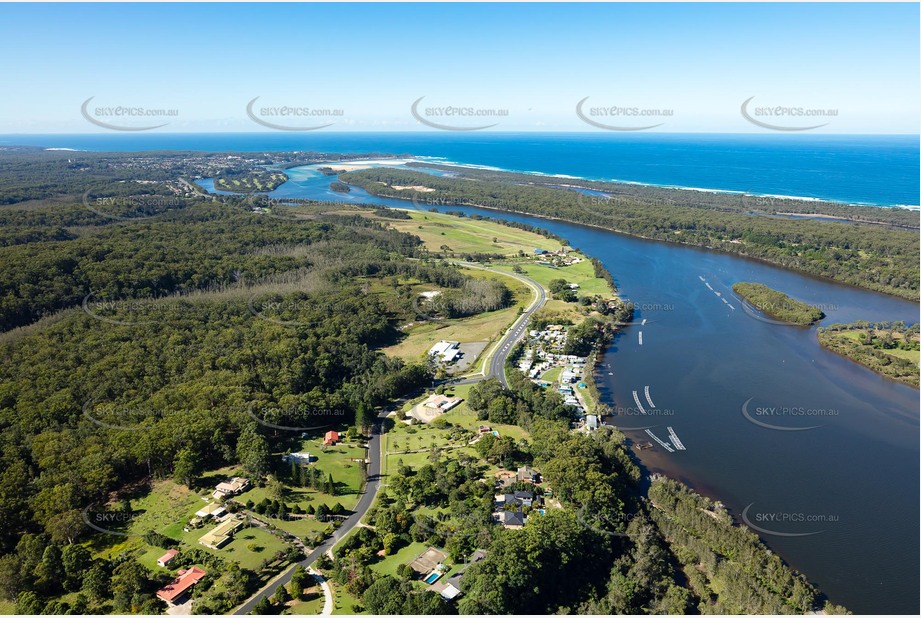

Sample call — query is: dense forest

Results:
[341,168,920,300]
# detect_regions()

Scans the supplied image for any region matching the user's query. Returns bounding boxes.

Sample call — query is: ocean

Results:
[1,132,918,208]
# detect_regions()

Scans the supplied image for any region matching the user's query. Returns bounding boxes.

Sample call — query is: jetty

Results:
[645,428,675,453]
[644,385,655,408]
[632,390,647,414]
[667,426,686,450]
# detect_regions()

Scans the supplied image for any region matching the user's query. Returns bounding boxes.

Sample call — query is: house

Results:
[513,490,535,508]
[494,470,516,490]
[424,394,462,412]
[429,340,461,364]
[432,549,487,600]
[157,549,179,568]
[534,248,547,255]
[194,503,227,520]
[493,510,525,528]
[585,414,600,431]
[156,567,207,606]
[282,451,312,464]
[213,477,249,500]
[517,466,541,484]
[496,490,537,510]
[435,582,462,601]
[199,516,245,550]
[324,431,339,446]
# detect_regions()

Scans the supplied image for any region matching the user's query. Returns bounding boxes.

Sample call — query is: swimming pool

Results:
[423,572,441,584]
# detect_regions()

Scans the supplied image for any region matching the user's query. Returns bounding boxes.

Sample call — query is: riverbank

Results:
[817,322,920,387]
[339,167,920,301]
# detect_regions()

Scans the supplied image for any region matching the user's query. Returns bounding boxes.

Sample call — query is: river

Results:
[199,164,919,614]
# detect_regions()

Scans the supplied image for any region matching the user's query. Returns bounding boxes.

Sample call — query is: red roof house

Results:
[156,566,207,606]
[157,549,180,567]
[324,430,339,445]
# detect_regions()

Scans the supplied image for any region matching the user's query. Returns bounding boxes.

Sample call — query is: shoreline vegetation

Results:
[338,166,920,300]
[731,282,826,325]
[817,322,920,387]
[408,162,921,226]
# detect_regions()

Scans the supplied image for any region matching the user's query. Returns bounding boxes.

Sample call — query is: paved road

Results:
[451,261,546,387]
[234,415,384,615]
[235,263,545,613]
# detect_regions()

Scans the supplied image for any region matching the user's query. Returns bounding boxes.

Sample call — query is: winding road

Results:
[234,414,384,615]
[450,261,547,387]
[235,262,546,614]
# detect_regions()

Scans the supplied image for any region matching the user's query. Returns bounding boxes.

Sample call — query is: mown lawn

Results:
[494,254,614,298]
[239,437,367,512]
[85,477,296,574]
[374,210,563,256]
[369,541,429,577]
[381,266,531,364]
[330,581,363,615]
[287,586,326,615]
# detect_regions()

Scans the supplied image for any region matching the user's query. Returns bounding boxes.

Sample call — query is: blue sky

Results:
[0,2,917,133]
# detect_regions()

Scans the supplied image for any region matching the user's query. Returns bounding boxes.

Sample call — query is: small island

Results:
[732,282,825,325]
[214,169,288,193]
[330,181,351,193]
[818,322,920,387]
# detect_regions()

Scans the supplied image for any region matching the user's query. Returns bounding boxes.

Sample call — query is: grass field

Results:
[837,330,920,365]
[381,266,532,363]
[369,541,429,577]
[494,255,614,298]
[287,588,326,615]
[381,383,530,480]
[238,435,368,513]
[84,476,296,574]
[371,210,562,256]
[331,582,363,615]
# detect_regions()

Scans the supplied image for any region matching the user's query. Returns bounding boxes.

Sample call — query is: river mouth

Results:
[199,162,920,614]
